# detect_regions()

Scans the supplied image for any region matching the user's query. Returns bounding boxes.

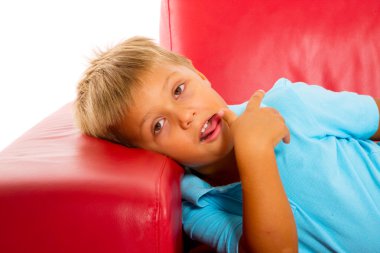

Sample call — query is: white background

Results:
[0,0,161,151]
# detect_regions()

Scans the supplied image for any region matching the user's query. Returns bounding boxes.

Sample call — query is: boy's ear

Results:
[187,59,208,81]
[195,69,207,80]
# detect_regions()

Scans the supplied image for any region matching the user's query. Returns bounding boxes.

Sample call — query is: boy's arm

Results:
[222,91,298,253]
[237,146,297,253]
[370,98,380,141]
[276,79,378,140]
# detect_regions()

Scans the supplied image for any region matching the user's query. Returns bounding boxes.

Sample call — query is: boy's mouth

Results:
[200,113,222,142]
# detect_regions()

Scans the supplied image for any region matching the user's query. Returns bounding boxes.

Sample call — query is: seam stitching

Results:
[156,157,169,253]
[167,0,173,50]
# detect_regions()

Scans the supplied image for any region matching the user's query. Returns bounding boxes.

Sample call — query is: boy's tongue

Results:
[200,114,221,140]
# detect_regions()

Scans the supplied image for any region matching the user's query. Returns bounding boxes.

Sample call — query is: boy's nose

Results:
[178,110,196,129]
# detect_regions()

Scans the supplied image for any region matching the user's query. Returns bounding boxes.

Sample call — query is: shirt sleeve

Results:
[182,200,242,253]
[271,78,379,139]
[181,174,243,253]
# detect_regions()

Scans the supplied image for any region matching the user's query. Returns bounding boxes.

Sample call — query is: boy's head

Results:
[75,37,234,169]
[75,36,193,145]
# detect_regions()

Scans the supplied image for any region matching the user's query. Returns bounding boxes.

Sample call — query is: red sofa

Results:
[1,0,379,252]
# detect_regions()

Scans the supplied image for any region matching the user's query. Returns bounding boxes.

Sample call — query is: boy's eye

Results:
[173,83,185,98]
[153,118,165,135]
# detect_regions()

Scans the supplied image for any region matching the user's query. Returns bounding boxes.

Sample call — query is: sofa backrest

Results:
[160,0,380,104]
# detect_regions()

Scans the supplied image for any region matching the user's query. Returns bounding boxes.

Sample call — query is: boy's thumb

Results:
[218,108,237,127]
[247,89,265,111]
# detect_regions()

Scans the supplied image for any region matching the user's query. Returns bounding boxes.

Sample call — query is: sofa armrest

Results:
[0,103,184,253]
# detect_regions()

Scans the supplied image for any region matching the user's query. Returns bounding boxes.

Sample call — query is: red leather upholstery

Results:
[160,0,380,104]
[0,103,183,253]
[1,1,379,253]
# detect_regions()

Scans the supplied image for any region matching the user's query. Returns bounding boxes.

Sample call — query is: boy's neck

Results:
[191,149,240,186]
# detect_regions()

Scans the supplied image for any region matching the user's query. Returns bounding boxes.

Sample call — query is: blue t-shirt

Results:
[181,78,380,253]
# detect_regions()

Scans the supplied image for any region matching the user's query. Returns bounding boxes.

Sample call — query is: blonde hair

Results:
[75,36,192,145]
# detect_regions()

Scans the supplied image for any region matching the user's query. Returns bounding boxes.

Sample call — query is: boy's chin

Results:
[175,135,235,170]
[180,159,215,170]
[180,146,234,171]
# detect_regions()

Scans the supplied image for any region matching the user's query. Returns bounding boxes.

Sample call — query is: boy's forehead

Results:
[125,70,170,114]
[130,64,192,100]
[145,63,194,81]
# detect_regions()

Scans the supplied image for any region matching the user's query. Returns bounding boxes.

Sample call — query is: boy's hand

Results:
[221,91,297,253]
[221,90,290,150]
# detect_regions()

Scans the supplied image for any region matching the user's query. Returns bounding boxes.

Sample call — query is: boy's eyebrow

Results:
[162,71,178,92]
[139,71,179,130]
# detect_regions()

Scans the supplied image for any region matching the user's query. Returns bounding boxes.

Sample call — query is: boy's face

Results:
[120,63,234,169]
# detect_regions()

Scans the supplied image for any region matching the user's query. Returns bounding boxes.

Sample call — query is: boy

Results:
[75,37,380,253]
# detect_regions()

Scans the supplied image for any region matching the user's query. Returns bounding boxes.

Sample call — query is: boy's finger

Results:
[218,108,237,127]
[283,128,291,144]
[283,133,291,144]
[247,90,265,110]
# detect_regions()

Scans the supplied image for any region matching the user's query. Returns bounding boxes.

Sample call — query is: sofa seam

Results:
[167,0,173,50]
[156,156,169,253]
